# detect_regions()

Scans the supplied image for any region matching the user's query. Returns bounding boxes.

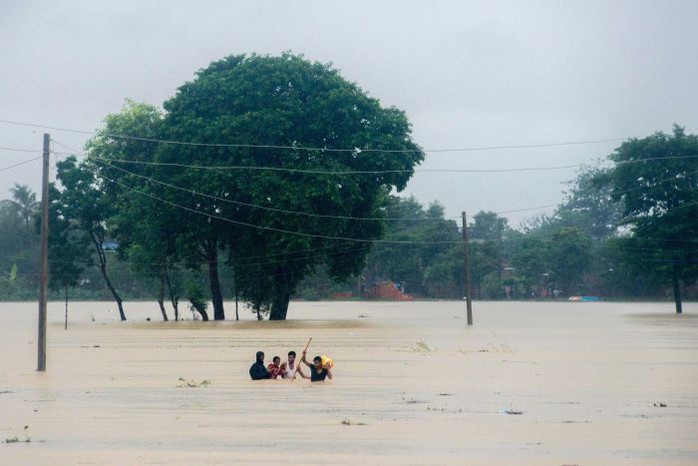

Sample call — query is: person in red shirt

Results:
[267,356,283,379]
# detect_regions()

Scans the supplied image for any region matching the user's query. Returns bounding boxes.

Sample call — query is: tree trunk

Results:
[101,262,126,321]
[270,273,292,321]
[91,232,126,321]
[158,273,169,321]
[92,234,126,322]
[231,260,239,321]
[195,306,210,321]
[270,291,291,320]
[64,285,68,330]
[672,265,683,315]
[164,264,179,321]
[235,287,239,322]
[205,240,225,321]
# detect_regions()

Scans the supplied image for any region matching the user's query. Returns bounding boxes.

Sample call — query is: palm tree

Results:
[9,184,38,228]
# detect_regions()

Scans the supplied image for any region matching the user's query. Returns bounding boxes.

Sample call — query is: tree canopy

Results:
[601,126,698,313]
[83,53,424,320]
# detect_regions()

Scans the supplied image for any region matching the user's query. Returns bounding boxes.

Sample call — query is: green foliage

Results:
[54,156,127,320]
[3,76,696,312]
[45,184,90,292]
[0,187,40,299]
[184,276,209,321]
[602,126,698,310]
[548,227,593,295]
[8,183,38,229]
[511,237,549,296]
[363,196,460,296]
[159,53,425,319]
[556,166,622,240]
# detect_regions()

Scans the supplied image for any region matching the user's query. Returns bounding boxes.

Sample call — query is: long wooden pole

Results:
[37,133,50,371]
[291,337,313,381]
[462,211,473,326]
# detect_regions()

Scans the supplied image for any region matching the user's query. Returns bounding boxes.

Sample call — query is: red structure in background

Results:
[362,281,414,301]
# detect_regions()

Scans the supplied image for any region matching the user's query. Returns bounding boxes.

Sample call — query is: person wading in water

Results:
[249,351,269,380]
[280,351,307,380]
[301,350,333,382]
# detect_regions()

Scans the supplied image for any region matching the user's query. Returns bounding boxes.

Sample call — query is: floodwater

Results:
[0,300,697,465]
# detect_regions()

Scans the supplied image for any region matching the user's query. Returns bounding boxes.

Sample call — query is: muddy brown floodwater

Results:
[0,300,697,465]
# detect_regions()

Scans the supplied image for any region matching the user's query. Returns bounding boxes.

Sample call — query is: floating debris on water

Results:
[177,378,211,388]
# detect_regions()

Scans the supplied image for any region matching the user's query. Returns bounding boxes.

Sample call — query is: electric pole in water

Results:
[462,211,473,326]
[37,133,50,371]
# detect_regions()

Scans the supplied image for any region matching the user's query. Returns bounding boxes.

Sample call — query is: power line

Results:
[55,138,466,222]
[0,146,42,154]
[62,140,697,224]
[93,172,462,245]
[0,243,369,268]
[11,250,374,287]
[15,141,693,232]
[0,118,629,153]
[51,148,698,176]
[6,244,373,271]
[82,154,584,174]
[93,158,456,222]
[0,155,42,173]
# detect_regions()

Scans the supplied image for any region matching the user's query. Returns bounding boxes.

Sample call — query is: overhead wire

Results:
[52,137,697,237]
[2,135,691,255]
[78,153,584,174]
[92,157,454,222]
[52,149,698,175]
[90,152,695,222]
[0,145,43,154]
[1,118,628,153]
[0,156,42,173]
[92,171,463,245]
[3,242,374,270]
[50,134,697,222]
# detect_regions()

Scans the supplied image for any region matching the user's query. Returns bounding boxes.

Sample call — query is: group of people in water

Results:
[249,349,333,382]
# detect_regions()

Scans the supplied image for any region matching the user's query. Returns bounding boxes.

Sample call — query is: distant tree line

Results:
[3,125,696,316]
[1,56,696,318]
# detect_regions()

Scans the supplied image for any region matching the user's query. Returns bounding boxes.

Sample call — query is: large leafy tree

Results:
[159,53,424,320]
[602,126,698,313]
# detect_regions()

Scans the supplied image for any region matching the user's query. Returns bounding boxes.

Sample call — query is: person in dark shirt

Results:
[249,351,269,380]
[301,350,333,382]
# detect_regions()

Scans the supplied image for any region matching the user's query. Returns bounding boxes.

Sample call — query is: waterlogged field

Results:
[0,300,697,465]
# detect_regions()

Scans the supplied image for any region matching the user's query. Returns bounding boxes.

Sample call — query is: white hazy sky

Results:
[1,0,697,227]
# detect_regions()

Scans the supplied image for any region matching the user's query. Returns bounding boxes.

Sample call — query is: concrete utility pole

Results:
[462,211,473,326]
[37,133,50,371]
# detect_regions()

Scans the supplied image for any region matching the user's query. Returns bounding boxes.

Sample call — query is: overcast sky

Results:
[1,0,697,227]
